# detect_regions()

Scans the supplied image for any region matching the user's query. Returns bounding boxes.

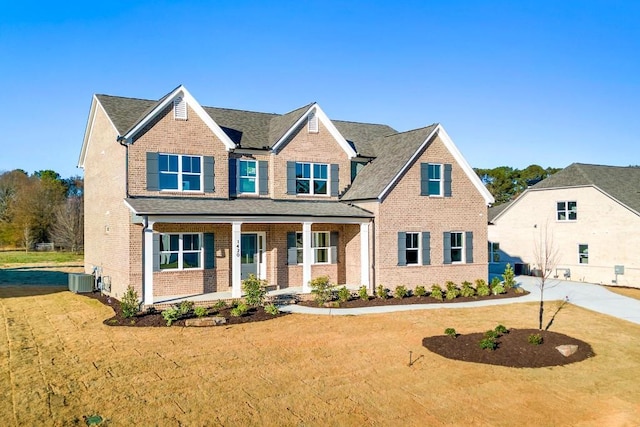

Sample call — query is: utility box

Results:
[614,265,625,275]
[68,273,94,293]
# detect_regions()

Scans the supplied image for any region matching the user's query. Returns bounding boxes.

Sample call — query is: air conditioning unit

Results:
[68,273,94,293]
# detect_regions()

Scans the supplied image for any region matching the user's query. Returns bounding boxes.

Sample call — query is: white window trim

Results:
[428,163,444,197]
[405,232,421,266]
[578,243,589,264]
[295,231,332,264]
[237,159,258,195]
[488,241,500,263]
[450,231,465,264]
[296,162,329,196]
[557,200,577,221]
[159,154,203,193]
[159,233,203,271]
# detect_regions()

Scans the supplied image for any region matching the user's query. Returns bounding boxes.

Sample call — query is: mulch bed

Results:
[82,292,289,327]
[299,287,528,308]
[423,329,595,368]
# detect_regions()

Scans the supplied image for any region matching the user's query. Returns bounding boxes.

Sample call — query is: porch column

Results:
[360,222,370,290]
[302,221,313,293]
[143,220,155,306]
[232,221,242,298]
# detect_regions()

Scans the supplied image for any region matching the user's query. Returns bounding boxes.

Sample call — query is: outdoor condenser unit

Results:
[68,273,94,293]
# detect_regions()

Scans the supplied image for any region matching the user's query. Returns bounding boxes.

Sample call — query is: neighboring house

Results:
[489,163,640,288]
[79,85,494,305]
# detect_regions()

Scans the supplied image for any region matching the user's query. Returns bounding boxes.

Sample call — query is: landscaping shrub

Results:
[310,275,334,306]
[264,303,279,316]
[231,302,249,317]
[479,337,497,351]
[194,306,208,318]
[445,327,457,338]
[414,285,427,297]
[494,324,508,335]
[460,281,475,297]
[213,300,227,310]
[502,263,516,290]
[394,285,409,299]
[178,300,194,316]
[528,333,544,345]
[376,284,389,299]
[337,286,351,303]
[430,284,443,301]
[492,283,505,295]
[242,274,268,306]
[445,281,460,300]
[358,285,369,301]
[475,279,490,297]
[120,286,140,318]
[162,307,180,326]
[484,329,499,339]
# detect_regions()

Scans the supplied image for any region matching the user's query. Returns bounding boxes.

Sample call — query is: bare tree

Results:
[532,223,560,330]
[50,197,84,253]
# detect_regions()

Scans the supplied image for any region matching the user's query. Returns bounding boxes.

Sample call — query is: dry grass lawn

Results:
[1,285,639,426]
[607,286,640,301]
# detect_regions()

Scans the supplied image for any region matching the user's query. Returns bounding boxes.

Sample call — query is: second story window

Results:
[557,201,577,221]
[238,160,257,194]
[296,162,328,195]
[428,163,442,196]
[158,154,202,191]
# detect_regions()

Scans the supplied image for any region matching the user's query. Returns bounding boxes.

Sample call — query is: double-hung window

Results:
[450,232,464,263]
[405,232,420,265]
[296,162,328,195]
[488,242,500,263]
[159,154,202,191]
[428,163,442,196]
[557,201,577,221]
[578,244,589,264]
[292,231,333,264]
[238,160,257,194]
[159,233,202,270]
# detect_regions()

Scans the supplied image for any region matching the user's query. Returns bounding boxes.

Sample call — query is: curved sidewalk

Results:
[279,276,640,325]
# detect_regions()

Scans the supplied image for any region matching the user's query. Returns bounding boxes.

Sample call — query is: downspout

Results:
[117,136,130,198]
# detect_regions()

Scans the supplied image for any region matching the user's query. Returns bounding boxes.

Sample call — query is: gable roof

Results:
[531,163,640,215]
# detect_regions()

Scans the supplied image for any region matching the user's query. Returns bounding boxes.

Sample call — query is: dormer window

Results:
[174,96,187,120]
[308,111,318,133]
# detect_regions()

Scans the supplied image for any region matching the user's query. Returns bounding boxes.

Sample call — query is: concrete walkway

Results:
[279,276,640,325]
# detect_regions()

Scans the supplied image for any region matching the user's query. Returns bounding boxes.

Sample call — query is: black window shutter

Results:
[443,232,452,264]
[330,164,339,196]
[286,161,296,194]
[147,152,159,191]
[397,232,407,266]
[420,163,429,196]
[421,232,431,265]
[465,231,473,263]
[287,231,298,265]
[259,160,268,195]
[152,233,160,271]
[228,158,237,197]
[204,233,215,269]
[330,231,339,264]
[203,156,215,193]
[444,164,452,197]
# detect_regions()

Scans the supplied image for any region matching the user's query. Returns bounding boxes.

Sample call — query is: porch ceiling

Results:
[125,197,374,219]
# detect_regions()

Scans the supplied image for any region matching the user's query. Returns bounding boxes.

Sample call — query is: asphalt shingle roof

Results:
[530,163,640,214]
[126,197,374,218]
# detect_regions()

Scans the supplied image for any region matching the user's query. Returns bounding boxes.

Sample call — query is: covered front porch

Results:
[126,197,374,306]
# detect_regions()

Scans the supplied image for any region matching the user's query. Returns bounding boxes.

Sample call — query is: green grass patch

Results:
[0,251,83,265]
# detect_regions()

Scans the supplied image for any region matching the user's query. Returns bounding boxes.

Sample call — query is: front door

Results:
[241,233,266,281]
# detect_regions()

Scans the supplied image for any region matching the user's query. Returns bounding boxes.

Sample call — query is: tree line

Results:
[473,164,561,205]
[0,169,83,252]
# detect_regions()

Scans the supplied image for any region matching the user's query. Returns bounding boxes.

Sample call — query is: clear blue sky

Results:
[1,0,639,179]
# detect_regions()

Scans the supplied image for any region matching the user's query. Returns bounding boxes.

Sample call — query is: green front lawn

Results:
[0,250,83,265]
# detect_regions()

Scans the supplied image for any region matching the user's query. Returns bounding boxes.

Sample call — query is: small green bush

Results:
[430,284,443,301]
[444,327,457,338]
[376,284,389,299]
[475,279,490,297]
[162,307,180,326]
[528,333,543,345]
[310,275,334,306]
[479,337,497,351]
[394,285,409,299]
[231,302,249,317]
[213,300,227,310]
[242,274,268,306]
[502,263,516,290]
[178,300,195,316]
[194,306,208,318]
[484,329,499,339]
[264,303,279,316]
[492,283,505,295]
[460,281,475,297]
[445,281,459,300]
[414,285,427,297]
[494,324,508,335]
[337,286,351,303]
[358,285,369,301]
[120,286,140,318]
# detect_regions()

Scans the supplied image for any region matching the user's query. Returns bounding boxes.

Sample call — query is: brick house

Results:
[78,85,494,305]
[488,163,640,288]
